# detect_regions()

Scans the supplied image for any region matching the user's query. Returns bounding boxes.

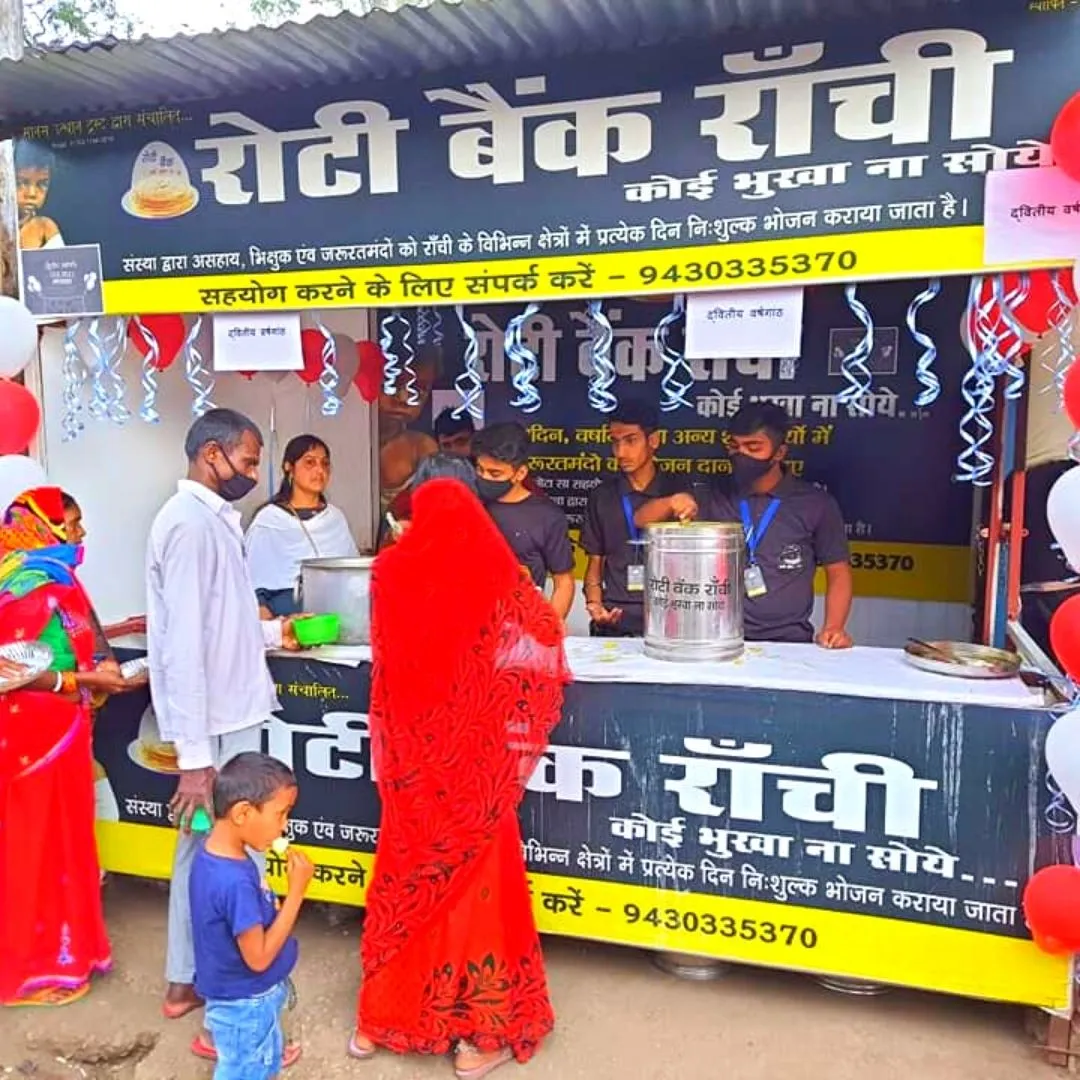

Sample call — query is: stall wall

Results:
[34,307,967,643]
[36,311,375,624]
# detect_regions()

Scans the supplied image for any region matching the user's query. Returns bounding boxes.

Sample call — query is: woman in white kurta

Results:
[245,434,359,617]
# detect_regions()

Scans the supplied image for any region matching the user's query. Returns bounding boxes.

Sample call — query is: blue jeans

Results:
[205,981,288,1080]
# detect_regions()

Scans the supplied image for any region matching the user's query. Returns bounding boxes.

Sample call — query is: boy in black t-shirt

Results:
[473,422,575,620]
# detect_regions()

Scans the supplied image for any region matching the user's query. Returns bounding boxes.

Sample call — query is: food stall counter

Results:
[95,634,1068,1009]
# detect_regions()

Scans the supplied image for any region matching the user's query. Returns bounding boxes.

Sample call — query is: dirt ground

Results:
[0,877,1061,1080]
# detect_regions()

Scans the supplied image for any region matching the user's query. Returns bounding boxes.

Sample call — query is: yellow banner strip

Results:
[95,823,1067,1008]
[101,225,1002,315]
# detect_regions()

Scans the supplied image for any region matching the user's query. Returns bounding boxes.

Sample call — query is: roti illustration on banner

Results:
[122,142,199,220]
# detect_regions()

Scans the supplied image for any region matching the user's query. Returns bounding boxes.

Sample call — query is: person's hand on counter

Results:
[586,601,623,627]
[280,615,310,652]
[815,626,853,650]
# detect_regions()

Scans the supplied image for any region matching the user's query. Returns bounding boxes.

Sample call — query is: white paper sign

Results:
[213,312,303,372]
[685,286,804,360]
[984,166,1080,267]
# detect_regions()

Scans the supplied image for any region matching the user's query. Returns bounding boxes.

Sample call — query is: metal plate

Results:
[902,640,1021,680]
[0,640,54,694]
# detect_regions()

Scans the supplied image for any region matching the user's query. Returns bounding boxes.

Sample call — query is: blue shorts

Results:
[205,981,288,1080]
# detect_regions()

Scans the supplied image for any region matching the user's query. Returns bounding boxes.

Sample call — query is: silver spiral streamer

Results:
[379,311,403,396]
[906,280,941,408]
[182,316,216,418]
[453,306,484,420]
[61,320,86,442]
[133,316,162,424]
[86,317,110,421]
[399,312,418,407]
[1052,270,1077,408]
[988,275,1027,401]
[956,278,996,485]
[100,316,131,426]
[585,300,617,414]
[505,303,543,414]
[836,286,875,416]
[655,296,692,413]
[314,316,342,417]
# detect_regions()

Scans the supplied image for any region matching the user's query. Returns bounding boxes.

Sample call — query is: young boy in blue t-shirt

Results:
[190,752,313,1080]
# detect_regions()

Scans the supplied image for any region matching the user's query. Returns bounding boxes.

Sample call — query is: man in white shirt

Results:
[147,408,299,1027]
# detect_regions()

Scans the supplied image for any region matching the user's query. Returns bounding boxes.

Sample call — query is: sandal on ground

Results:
[347,1031,377,1060]
[454,1045,513,1080]
[162,989,204,1020]
[4,984,90,1008]
[191,1035,302,1068]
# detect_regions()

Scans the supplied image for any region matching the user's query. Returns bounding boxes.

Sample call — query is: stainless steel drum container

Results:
[643,523,744,662]
[298,556,375,645]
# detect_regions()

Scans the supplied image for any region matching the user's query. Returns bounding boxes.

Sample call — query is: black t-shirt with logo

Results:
[581,470,682,633]
[486,494,575,588]
[695,474,849,643]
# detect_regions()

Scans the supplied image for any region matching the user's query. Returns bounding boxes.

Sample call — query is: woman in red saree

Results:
[0,487,128,1006]
[352,472,569,1079]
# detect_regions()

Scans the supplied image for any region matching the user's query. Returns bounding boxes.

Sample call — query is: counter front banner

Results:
[93,653,1070,1009]
[15,8,1080,315]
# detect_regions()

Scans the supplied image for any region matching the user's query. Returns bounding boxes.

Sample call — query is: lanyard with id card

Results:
[740,497,780,599]
[621,494,646,592]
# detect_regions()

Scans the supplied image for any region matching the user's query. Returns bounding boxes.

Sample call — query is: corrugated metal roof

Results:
[0,0,961,130]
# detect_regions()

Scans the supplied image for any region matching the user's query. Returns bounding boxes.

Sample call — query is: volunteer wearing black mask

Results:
[636,403,853,648]
[473,422,575,621]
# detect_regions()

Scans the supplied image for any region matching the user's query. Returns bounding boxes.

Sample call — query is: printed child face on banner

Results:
[15,143,63,250]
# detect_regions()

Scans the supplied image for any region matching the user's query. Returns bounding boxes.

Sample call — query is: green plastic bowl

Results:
[293,613,341,647]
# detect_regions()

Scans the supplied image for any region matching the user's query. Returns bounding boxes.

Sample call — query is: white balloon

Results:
[1047,706,1080,813]
[0,297,39,379]
[0,455,48,517]
[1048,466,1080,573]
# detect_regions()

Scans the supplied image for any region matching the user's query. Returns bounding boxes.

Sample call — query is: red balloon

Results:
[298,328,327,385]
[0,379,41,454]
[128,314,186,372]
[1052,91,1080,183]
[354,340,384,404]
[1051,593,1080,681]
[1023,865,1080,954]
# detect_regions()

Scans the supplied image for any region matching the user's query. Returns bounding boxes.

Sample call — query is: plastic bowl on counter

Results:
[292,613,341,648]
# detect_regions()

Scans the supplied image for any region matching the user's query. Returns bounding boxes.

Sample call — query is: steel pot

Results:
[298,556,374,645]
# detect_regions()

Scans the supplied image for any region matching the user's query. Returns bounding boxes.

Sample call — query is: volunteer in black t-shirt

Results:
[582,400,679,637]
[473,422,575,620]
[636,402,854,647]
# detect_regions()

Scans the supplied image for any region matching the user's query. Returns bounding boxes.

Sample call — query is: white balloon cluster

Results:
[1048,467,1080,574]
[0,455,48,518]
[0,297,39,381]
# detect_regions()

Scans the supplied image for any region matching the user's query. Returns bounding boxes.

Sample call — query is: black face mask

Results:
[476,477,514,504]
[729,453,776,491]
[213,451,257,503]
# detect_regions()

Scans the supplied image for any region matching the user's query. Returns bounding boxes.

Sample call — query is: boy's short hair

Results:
[412,452,478,494]
[610,399,660,436]
[433,408,475,440]
[729,402,792,447]
[213,752,297,819]
[471,422,531,468]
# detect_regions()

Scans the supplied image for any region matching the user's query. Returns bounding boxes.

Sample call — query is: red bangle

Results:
[61,672,78,695]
